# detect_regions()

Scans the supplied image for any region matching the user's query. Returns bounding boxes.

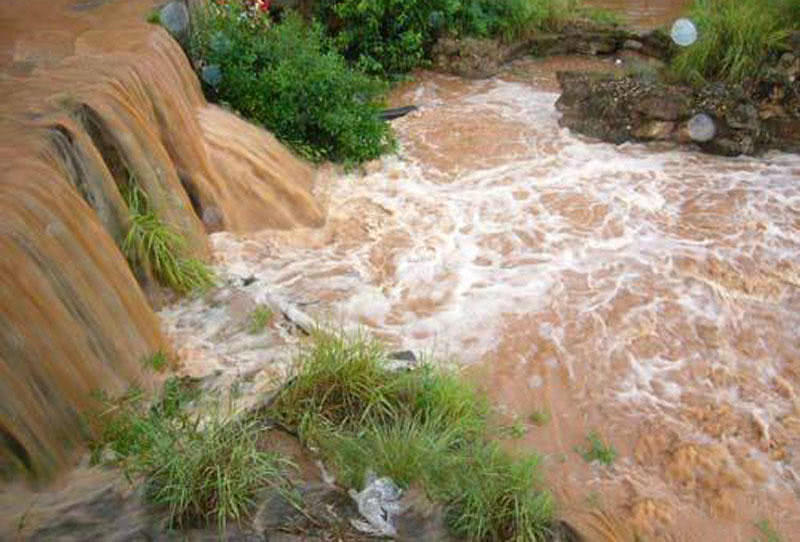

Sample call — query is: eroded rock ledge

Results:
[555,39,800,156]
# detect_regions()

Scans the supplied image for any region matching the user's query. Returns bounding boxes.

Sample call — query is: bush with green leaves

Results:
[190,4,394,164]
[671,0,800,85]
[270,330,554,541]
[315,0,573,77]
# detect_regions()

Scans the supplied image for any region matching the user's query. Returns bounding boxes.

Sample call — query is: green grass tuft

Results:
[671,0,798,85]
[142,351,168,372]
[121,182,215,295]
[248,305,273,334]
[446,443,552,541]
[501,418,529,439]
[576,431,617,465]
[529,408,551,427]
[88,378,289,533]
[146,9,161,25]
[754,519,783,542]
[577,6,624,26]
[270,330,553,541]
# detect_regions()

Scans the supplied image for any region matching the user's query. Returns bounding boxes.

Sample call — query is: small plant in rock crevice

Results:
[121,181,215,295]
[248,305,273,334]
[141,351,168,372]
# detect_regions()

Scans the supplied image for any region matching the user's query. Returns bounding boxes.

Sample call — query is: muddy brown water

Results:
[0,1,800,541]
[586,0,691,30]
[198,67,800,540]
[0,0,321,480]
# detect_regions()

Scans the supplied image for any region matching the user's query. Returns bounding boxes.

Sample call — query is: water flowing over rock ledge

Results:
[0,20,323,479]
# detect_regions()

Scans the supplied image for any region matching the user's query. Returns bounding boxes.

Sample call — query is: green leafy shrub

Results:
[270,330,553,541]
[671,0,799,84]
[315,0,572,77]
[190,4,394,164]
[89,379,290,533]
[122,183,215,294]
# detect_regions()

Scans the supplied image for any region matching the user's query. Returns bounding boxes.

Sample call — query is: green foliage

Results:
[500,418,529,438]
[671,0,799,84]
[248,305,273,334]
[316,0,573,77]
[190,4,394,164]
[270,330,553,541]
[576,7,623,26]
[89,379,289,533]
[122,183,215,294]
[754,519,783,542]
[576,431,617,465]
[142,351,168,372]
[528,408,551,426]
[146,9,161,25]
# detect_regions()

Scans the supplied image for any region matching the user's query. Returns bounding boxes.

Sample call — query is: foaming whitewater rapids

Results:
[163,69,800,539]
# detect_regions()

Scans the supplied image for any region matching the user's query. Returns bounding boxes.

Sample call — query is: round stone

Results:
[201,64,223,87]
[671,18,698,47]
[688,113,716,142]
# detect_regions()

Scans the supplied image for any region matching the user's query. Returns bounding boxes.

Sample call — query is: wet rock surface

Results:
[555,51,800,156]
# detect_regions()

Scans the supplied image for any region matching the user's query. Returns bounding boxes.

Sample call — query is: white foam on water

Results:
[163,75,800,501]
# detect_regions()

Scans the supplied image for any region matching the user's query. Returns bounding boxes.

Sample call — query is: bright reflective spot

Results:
[688,113,716,142]
[671,18,698,47]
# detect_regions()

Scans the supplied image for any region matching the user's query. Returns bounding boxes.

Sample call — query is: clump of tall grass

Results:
[270,330,554,541]
[671,0,799,85]
[122,183,215,294]
[89,378,290,533]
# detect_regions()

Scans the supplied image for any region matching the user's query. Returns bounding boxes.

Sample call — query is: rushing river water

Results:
[161,63,800,540]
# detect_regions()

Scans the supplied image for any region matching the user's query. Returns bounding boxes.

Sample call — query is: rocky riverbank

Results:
[429,19,800,157]
[555,47,800,156]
